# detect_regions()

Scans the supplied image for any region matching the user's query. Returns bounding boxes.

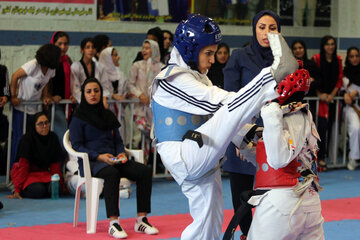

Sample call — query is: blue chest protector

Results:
[152,100,210,143]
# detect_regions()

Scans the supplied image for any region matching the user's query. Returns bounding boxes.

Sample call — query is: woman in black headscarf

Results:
[7,112,65,199]
[69,78,158,238]
[207,42,230,89]
[223,10,281,239]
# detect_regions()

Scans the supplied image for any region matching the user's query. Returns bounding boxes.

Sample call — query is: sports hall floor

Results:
[0,169,359,240]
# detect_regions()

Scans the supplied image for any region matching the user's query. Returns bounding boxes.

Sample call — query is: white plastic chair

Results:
[63,130,144,234]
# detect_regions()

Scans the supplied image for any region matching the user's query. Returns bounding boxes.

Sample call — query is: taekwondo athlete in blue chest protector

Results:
[150,14,298,240]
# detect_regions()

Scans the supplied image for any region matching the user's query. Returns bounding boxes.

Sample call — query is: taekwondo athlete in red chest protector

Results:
[236,62,325,240]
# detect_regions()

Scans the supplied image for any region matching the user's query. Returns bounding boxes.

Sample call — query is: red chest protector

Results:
[254,140,301,190]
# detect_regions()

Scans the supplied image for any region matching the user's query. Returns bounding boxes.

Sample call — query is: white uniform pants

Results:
[181,169,223,240]
[157,69,278,240]
[247,195,324,240]
[346,106,360,160]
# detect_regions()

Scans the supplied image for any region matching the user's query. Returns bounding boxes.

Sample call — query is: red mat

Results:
[321,197,360,222]
[1,197,359,240]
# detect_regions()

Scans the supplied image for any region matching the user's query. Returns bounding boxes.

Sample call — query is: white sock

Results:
[110,219,118,227]
[137,216,145,223]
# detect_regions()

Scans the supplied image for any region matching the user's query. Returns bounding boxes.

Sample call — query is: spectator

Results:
[0,49,9,142]
[163,29,174,64]
[311,35,343,171]
[93,34,112,61]
[222,10,281,239]
[99,46,128,139]
[10,44,61,167]
[50,31,76,148]
[0,49,9,174]
[7,112,65,199]
[207,42,230,89]
[343,46,360,170]
[291,39,321,116]
[133,27,165,63]
[128,39,162,159]
[69,78,158,239]
[71,38,111,107]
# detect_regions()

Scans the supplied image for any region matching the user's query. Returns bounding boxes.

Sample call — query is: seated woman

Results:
[7,112,65,199]
[69,78,158,239]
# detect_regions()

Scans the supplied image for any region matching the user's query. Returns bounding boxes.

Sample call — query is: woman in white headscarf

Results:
[128,40,162,152]
[99,47,128,139]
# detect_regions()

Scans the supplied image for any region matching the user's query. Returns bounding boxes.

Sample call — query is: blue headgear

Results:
[173,14,222,66]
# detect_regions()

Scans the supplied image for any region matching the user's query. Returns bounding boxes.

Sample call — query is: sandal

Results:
[318,159,327,172]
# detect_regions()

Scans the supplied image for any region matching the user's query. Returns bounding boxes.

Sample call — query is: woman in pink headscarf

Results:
[128,39,162,160]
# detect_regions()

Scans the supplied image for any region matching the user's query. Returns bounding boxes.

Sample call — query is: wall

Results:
[1,0,360,77]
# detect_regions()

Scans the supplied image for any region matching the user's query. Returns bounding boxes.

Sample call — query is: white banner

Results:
[0,0,96,20]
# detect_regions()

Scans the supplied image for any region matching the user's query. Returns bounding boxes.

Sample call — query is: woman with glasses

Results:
[7,112,66,199]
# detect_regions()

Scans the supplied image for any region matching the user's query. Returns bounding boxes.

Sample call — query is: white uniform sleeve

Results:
[71,62,82,103]
[49,68,56,78]
[21,59,37,76]
[97,62,112,98]
[232,123,259,166]
[348,82,360,95]
[153,72,235,115]
[118,70,128,95]
[260,102,305,169]
[3,67,9,96]
[128,62,143,97]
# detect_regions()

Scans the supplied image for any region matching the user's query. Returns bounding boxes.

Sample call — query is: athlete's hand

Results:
[70,95,77,103]
[11,96,21,106]
[52,95,62,104]
[0,96,8,107]
[344,93,352,105]
[112,94,124,101]
[43,96,52,106]
[139,94,150,105]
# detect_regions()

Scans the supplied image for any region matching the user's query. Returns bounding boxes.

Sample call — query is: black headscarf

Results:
[344,46,360,86]
[74,78,120,131]
[250,10,281,67]
[207,42,230,89]
[16,112,65,169]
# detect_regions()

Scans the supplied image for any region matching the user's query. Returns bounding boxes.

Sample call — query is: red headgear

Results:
[277,61,310,105]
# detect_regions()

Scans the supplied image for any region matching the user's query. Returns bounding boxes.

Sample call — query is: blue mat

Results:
[0,169,359,239]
